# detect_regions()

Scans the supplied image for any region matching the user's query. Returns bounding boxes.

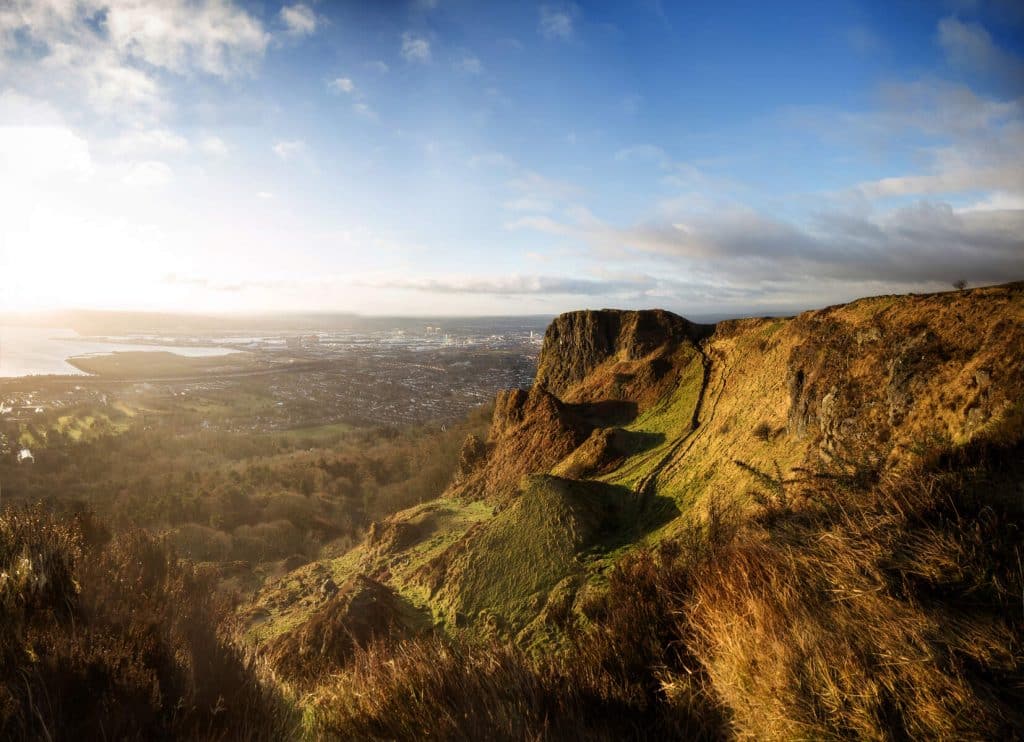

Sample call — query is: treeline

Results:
[1,405,491,575]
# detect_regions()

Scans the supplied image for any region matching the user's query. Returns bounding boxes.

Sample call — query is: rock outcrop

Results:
[534,309,710,398]
[449,385,594,501]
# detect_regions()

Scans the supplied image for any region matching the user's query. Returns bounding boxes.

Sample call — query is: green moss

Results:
[600,352,705,491]
[432,476,627,636]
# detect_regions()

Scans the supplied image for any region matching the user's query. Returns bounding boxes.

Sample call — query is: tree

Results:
[953,279,968,290]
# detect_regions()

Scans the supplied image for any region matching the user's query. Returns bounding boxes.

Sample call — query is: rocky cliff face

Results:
[449,385,594,501]
[534,309,710,398]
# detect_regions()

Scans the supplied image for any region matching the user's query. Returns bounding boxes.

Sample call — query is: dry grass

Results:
[308,429,1024,741]
[307,501,737,741]
[308,628,724,741]
[686,435,1024,739]
[0,506,297,741]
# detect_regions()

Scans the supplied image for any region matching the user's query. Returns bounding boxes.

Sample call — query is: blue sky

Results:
[0,0,1021,316]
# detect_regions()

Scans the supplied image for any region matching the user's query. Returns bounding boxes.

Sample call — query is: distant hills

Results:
[5,309,556,336]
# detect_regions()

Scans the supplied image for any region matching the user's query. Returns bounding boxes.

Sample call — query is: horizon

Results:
[4,279,1015,329]
[2,1,1022,316]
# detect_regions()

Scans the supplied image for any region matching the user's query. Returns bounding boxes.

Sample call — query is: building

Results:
[16,448,34,464]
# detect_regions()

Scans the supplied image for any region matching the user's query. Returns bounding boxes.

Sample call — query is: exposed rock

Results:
[319,577,338,600]
[367,509,438,556]
[886,331,946,427]
[455,433,487,480]
[786,368,810,439]
[550,427,627,479]
[534,309,709,397]
[449,385,594,501]
[818,386,841,458]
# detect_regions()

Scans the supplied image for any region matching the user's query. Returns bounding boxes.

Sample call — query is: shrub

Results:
[171,522,233,561]
[0,505,297,740]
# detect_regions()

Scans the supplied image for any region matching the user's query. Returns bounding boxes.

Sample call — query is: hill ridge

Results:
[246,281,1024,667]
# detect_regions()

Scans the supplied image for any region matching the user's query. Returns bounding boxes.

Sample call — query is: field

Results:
[66,350,259,377]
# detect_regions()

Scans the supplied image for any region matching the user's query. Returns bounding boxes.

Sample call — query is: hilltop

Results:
[1,283,1021,739]
[243,282,1024,737]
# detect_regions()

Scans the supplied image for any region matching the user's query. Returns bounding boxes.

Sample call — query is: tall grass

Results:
[306,433,1024,741]
[686,435,1024,739]
[4,429,1022,739]
[0,505,297,741]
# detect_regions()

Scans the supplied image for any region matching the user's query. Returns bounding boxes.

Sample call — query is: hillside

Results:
[244,282,1024,738]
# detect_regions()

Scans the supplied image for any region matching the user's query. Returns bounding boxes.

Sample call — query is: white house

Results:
[16,448,34,464]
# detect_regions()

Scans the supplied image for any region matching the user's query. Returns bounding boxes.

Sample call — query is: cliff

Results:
[246,282,1024,688]
[533,308,710,397]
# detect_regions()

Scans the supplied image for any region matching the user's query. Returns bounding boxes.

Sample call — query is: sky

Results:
[0,0,1022,317]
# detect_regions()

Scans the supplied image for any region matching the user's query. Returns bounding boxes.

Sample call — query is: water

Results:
[0,326,236,377]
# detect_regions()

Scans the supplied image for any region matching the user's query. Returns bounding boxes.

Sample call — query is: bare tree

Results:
[952,279,968,290]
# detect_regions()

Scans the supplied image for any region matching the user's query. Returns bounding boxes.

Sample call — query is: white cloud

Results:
[364,60,390,73]
[455,55,482,74]
[937,16,1024,85]
[961,191,1024,212]
[272,139,306,160]
[256,191,274,199]
[102,0,269,77]
[199,135,228,158]
[113,127,189,154]
[0,125,94,183]
[352,102,377,120]
[850,83,1024,201]
[0,93,93,184]
[280,4,317,37]
[329,77,356,94]
[0,0,269,119]
[357,273,664,296]
[856,165,1024,199]
[508,197,1024,288]
[401,32,431,63]
[539,5,578,40]
[122,160,172,187]
[70,48,165,115]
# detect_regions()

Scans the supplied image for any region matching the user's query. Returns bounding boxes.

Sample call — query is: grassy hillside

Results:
[239,282,1024,738]
[3,284,1021,739]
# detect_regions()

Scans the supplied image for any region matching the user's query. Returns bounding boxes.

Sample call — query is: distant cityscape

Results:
[0,319,549,456]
